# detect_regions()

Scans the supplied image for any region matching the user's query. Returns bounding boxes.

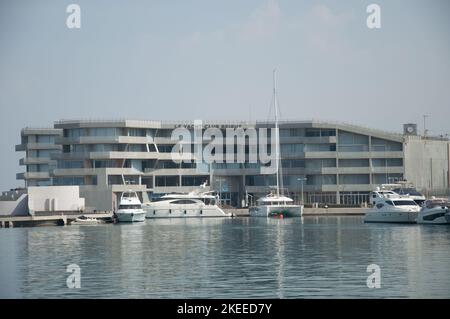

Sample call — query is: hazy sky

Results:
[0,0,449,190]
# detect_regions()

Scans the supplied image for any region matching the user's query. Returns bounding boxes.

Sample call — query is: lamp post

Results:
[297,177,307,205]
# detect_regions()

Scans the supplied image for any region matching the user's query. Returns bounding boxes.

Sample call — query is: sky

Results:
[0,0,449,190]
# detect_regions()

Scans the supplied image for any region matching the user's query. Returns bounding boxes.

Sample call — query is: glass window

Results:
[305,129,321,137]
[128,128,146,137]
[280,143,304,154]
[392,200,417,206]
[339,174,370,185]
[155,176,179,187]
[157,145,174,153]
[90,128,120,137]
[37,135,55,143]
[339,159,369,167]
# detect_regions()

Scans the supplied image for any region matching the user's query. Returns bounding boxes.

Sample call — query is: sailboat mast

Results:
[273,69,280,197]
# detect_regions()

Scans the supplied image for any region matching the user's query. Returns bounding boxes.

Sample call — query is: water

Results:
[1,216,450,298]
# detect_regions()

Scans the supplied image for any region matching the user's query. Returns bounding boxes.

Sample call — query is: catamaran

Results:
[249,70,303,218]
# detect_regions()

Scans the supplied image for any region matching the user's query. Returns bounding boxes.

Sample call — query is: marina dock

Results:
[226,207,365,217]
[0,212,113,228]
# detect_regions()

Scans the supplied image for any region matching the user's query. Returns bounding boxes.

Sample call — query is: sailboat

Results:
[249,70,303,218]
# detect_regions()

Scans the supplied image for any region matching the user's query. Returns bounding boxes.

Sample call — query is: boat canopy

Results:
[257,195,294,204]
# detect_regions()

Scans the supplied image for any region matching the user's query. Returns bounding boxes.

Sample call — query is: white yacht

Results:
[249,193,302,217]
[249,70,303,218]
[143,183,231,218]
[116,191,146,222]
[364,188,420,223]
[417,198,450,225]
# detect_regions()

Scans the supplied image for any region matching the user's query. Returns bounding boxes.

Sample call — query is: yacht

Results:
[249,193,302,217]
[116,191,146,222]
[249,70,303,218]
[71,215,99,225]
[417,198,450,225]
[364,188,420,223]
[143,183,231,218]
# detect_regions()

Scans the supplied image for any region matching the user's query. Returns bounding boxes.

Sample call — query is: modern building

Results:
[15,120,450,210]
[16,128,62,187]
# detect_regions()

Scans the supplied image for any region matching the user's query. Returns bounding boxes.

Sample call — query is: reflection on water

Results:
[0,217,449,298]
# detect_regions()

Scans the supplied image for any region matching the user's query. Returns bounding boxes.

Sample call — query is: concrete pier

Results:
[225,207,366,217]
[0,212,113,228]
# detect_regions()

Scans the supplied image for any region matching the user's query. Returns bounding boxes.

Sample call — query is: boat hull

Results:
[250,205,303,217]
[71,220,99,225]
[145,207,230,218]
[417,207,450,224]
[364,210,418,223]
[116,211,146,222]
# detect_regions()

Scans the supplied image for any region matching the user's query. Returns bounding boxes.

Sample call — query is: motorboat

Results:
[143,183,231,218]
[250,70,302,218]
[364,188,420,223]
[116,191,146,222]
[417,198,450,224]
[71,215,99,225]
[249,193,303,217]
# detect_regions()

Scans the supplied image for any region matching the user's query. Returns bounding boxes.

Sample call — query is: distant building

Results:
[16,128,62,187]
[15,119,450,210]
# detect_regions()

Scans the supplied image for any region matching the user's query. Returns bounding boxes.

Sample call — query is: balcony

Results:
[15,143,61,151]
[338,151,403,159]
[56,136,154,144]
[370,166,404,174]
[16,172,50,180]
[111,184,149,192]
[19,157,55,165]
[152,186,206,194]
[279,136,337,144]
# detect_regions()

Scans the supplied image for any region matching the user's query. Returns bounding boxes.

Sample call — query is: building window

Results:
[371,138,402,151]
[372,158,403,167]
[280,143,304,154]
[339,159,369,167]
[53,176,85,186]
[339,174,370,185]
[155,176,179,187]
[305,174,337,185]
[37,135,55,143]
[181,175,209,186]
[128,128,146,137]
[89,128,121,137]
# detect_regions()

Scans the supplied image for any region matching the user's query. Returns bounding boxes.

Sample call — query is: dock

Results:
[0,212,114,228]
[225,207,366,217]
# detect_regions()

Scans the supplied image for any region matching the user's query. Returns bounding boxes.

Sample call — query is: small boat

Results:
[71,215,99,225]
[364,188,420,223]
[417,198,450,225]
[116,191,146,222]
